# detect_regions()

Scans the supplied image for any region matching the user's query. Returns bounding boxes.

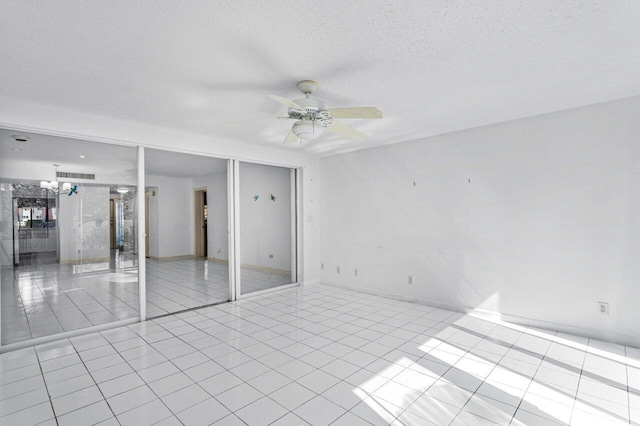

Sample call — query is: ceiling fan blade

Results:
[225,116,289,124]
[326,121,366,141]
[283,128,299,144]
[327,107,382,119]
[266,94,306,111]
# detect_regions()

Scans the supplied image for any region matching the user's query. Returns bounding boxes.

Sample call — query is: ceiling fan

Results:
[264,80,382,144]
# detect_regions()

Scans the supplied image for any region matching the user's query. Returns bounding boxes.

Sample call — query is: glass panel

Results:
[0,130,138,346]
[239,162,297,295]
[144,148,229,318]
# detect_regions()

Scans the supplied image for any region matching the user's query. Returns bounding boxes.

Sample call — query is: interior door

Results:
[194,189,205,257]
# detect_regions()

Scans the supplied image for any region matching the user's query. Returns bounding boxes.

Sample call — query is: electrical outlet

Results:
[354,269,358,277]
[336,266,341,274]
[408,275,414,285]
[598,302,609,315]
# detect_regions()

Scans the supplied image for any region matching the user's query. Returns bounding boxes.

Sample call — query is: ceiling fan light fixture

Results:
[292,120,325,140]
[263,80,382,144]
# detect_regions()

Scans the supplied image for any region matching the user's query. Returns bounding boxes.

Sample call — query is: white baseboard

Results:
[148,254,195,261]
[322,280,640,349]
[240,263,291,277]
[302,279,321,287]
[59,256,110,265]
[207,257,228,264]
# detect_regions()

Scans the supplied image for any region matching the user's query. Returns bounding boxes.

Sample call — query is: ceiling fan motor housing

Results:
[288,97,327,117]
[296,80,318,95]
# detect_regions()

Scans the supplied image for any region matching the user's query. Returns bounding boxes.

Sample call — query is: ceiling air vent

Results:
[57,171,95,180]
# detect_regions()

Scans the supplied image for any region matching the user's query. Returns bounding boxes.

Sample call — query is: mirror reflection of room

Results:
[239,161,297,296]
[0,130,139,346]
[143,148,231,318]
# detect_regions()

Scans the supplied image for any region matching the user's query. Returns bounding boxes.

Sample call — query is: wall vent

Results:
[57,171,95,180]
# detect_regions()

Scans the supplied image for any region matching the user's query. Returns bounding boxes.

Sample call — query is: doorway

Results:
[11,184,58,267]
[195,188,207,258]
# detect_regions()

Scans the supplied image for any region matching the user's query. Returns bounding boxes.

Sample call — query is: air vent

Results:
[57,172,95,180]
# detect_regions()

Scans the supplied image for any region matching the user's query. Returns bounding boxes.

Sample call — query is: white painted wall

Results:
[319,96,640,347]
[193,171,228,261]
[239,162,293,272]
[58,185,110,263]
[145,174,194,258]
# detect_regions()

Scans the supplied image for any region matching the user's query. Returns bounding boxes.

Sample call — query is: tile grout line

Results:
[33,347,60,426]
[66,338,122,424]
[387,319,503,425]
[165,288,407,425]
[255,292,461,425]
[627,346,631,426]
[441,322,505,426]
[99,328,197,424]
[520,334,578,426]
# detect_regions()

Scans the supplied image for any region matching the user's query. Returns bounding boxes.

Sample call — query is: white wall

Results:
[145,174,194,258]
[240,162,293,272]
[58,185,110,263]
[319,96,640,347]
[193,171,228,261]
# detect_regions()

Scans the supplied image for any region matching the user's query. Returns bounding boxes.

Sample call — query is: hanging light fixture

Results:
[40,164,60,192]
[38,164,72,193]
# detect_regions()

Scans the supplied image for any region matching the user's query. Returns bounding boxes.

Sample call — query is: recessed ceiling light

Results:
[79,155,87,159]
[11,135,29,142]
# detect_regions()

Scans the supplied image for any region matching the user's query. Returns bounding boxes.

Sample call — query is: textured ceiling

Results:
[1,1,638,157]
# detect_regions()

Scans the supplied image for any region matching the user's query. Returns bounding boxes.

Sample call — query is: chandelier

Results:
[40,164,72,193]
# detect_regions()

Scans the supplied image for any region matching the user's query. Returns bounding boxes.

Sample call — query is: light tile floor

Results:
[0,284,638,425]
[1,253,291,345]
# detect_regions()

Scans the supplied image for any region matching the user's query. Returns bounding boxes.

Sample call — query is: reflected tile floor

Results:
[1,254,291,345]
[1,284,638,425]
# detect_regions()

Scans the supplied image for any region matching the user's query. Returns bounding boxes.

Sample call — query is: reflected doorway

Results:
[195,188,207,258]
[11,183,58,267]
